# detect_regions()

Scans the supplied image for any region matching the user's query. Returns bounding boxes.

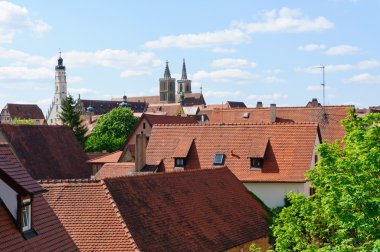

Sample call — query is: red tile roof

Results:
[172,137,194,158]
[104,168,268,252]
[87,150,123,164]
[3,103,45,120]
[0,145,44,194]
[0,125,92,180]
[41,180,137,252]
[0,194,78,251]
[210,106,352,142]
[94,162,136,179]
[144,113,198,126]
[146,103,183,116]
[146,123,319,182]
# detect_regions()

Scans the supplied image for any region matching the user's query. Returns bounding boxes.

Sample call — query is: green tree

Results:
[11,117,35,125]
[59,95,87,146]
[84,107,138,152]
[272,111,380,251]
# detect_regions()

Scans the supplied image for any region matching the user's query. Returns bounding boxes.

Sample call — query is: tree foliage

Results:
[272,111,380,251]
[84,107,138,152]
[59,95,87,146]
[11,117,35,125]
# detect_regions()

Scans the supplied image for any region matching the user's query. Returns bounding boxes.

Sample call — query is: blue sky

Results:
[0,0,379,114]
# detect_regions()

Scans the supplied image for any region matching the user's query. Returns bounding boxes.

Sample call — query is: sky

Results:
[0,0,379,115]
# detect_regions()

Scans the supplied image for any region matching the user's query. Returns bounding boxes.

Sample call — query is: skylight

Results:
[213,153,225,165]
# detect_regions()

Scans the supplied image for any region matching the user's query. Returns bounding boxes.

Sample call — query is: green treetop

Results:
[84,107,138,152]
[272,110,380,251]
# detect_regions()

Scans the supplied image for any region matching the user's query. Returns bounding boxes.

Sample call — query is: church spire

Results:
[181,58,187,80]
[55,49,65,70]
[164,61,171,78]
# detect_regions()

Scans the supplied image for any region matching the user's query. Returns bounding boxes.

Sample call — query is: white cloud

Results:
[324,45,360,55]
[296,60,380,73]
[64,49,161,69]
[212,47,237,54]
[0,66,52,80]
[344,73,380,84]
[192,69,256,83]
[66,76,83,84]
[144,29,249,49]
[0,47,54,67]
[211,58,257,69]
[236,8,333,33]
[246,93,288,101]
[298,44,326,51]
[120,70,152,78]
[68,88,98,96]
[203,90,241,98]
[0,1,50,44]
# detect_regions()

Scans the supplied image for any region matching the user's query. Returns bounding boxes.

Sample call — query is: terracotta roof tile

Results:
[0,194,78,251]
[87,150,122,164]
[4,103,45,120]
[172,137,194,158]
[0,145,44,194]
[104,168,268,252]
[0,125,91,180]
[210,106,352,142]
[146,103,183,116]
[146,123,319,182]
[248,137,269,158]
[41,180,137,252]
[94,163,135,179]
[144,114,198,126]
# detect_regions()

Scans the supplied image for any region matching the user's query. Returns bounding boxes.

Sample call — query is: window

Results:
[143,122,146,129]
[251,158,263,169]
[21,198,31,232]
[243,112,250,118]
[213,153,225,165]
[175,158,185,167]
[314,154,318,164]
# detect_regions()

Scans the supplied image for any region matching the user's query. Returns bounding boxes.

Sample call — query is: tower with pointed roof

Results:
[159,61,176,103]
[46,52,67,125]
[177,59,192,94]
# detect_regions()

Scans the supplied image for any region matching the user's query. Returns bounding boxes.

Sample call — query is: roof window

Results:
[242,112,250,118]
[213,153,225,166]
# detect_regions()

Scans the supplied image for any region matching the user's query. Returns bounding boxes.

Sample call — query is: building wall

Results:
[224,237,270,252]
[244,182,306,209]
[126,118,152,147]
[0,179,18,219]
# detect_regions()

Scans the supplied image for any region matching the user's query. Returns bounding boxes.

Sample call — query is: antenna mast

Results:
[315,65,326,106]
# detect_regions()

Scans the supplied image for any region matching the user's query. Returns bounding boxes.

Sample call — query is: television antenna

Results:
[314,65,325,106]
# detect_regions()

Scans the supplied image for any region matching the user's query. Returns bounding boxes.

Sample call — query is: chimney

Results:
[135,132,147,171]
[270,104,276,123]
[256,101,263,108]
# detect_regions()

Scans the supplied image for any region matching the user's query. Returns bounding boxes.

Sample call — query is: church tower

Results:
[159,61,176,103]
[177,59,192,94]
[46,52,67,125]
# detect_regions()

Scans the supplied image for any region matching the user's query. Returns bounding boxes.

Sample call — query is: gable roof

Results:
[41,180,137,252]
[94,162,136,179]
[143,113,198,126]
[80,99,147,115]
[0,145,44,194]
[146,123,320,182]
[0,193,77,251]
[3,103,45,120]
[103,168,268,252]
[0,125,91,180]
[145,103,183,116]
[210,105,352,142]
[226,101,247,108]
[87,150,123,164]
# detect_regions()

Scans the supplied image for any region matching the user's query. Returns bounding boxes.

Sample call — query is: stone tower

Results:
[177,59,192,94]
[46,52,67,125]
[159,61,176,103]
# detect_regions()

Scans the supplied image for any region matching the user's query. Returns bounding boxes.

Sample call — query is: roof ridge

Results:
[39,178,100,184]
[153,122,319,127]
[100,180,139,250]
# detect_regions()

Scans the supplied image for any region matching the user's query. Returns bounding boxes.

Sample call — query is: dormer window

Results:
[175,158,185,167]
[251,158,263,169]
[213,153,225,166]
[20,197,31,232]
